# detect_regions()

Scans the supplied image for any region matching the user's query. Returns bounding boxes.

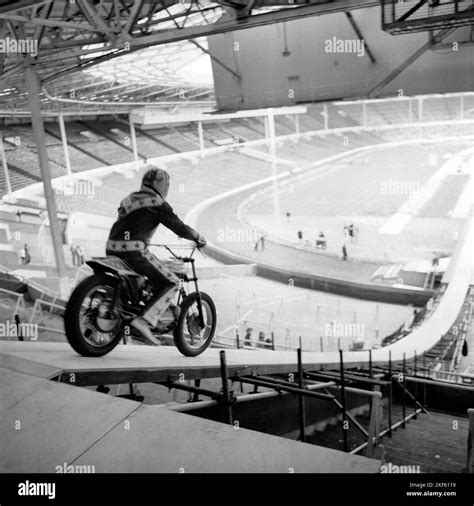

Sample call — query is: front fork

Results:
[189,258,205,328]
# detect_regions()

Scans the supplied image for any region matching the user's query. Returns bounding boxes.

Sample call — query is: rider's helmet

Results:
[141,168,170,199]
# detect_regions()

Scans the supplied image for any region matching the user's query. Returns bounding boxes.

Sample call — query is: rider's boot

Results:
[130,317,162,346]
[141,284,179,327]
[131,284,178,344]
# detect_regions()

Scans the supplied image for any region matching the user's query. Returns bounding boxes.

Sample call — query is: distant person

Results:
[462,339,468,357]
[19,245,26,264]
[258,331,266,348]
[348,223,355,243]
[14,314,23,341]
[412,309,419,325]
[347,223,359,243]
[286,212,291,222]
[297,230,303,242]
[254,233,264,252]
[76,244,85,266]
[265,337,272,349]
[20,244,30,265]
[342,243,348,261]
[244,328,253,347]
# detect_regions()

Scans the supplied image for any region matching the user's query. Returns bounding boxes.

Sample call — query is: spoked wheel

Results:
[64,273,124,357]
[173,292,216,357]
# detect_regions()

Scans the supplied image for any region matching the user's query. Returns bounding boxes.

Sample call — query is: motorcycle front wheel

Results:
[173,292,216,357]
[64,273,124,357]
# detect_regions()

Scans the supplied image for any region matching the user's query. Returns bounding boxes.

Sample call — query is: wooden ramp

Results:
[0,341,335,386]
[0,344,381,474]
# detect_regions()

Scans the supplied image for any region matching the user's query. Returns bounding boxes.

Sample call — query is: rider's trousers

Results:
[106,240,179,327]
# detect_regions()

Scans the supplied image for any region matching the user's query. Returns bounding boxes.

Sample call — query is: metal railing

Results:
[28,296,65,335]
[0,287,27,318]
[166,348,385,457]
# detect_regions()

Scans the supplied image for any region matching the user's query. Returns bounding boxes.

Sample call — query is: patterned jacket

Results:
[107,189,200,246]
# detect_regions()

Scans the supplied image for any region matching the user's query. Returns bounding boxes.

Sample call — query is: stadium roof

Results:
[0,0,378,115]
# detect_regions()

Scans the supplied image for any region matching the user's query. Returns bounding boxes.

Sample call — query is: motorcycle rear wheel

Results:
[64,273,124,357]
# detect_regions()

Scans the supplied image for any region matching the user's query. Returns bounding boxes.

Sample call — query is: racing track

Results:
[186,139,464,305]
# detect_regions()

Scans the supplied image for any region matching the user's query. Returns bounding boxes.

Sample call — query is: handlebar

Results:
[148,243,199,262]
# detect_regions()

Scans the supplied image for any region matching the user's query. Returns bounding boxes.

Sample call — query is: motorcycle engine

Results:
[95,300,118,332]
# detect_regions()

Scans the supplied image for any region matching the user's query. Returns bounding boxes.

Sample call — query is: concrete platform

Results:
[0,357,381,474]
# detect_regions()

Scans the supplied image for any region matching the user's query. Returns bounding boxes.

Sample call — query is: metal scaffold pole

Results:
[25,64,69,297]
[219,350,233,425]
[129,114,139,163]
[297,346,307,442]
[267,108,280,218]
[197,121,204,158]
[58,114,72,176]
[0,132,13,200]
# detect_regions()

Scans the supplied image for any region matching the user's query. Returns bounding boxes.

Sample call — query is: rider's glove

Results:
[195,234,207,249]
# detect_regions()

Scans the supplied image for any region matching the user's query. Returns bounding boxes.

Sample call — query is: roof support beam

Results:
[32,2,54,50]
[345,11,376,64]
[368,27,456,98]
[0,0,47,15]
[121,0,144,35]
[76,0,117,39]
[190,39,241,80]
[398,0,428,23]
[128,0,378,49]
[0,13,108,33]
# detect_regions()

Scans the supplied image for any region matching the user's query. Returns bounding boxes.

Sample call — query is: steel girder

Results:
[0,0,379,112]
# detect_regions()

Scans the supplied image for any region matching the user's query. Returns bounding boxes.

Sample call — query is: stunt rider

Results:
[106,168,206,343]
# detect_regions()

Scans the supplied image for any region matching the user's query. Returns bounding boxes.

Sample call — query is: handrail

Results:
[0,287,24,297]
[394,373,474,391]
[0,288,26,319]
[28,298,65,335]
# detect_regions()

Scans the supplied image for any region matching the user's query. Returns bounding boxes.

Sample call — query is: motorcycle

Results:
[64,245,216,357]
